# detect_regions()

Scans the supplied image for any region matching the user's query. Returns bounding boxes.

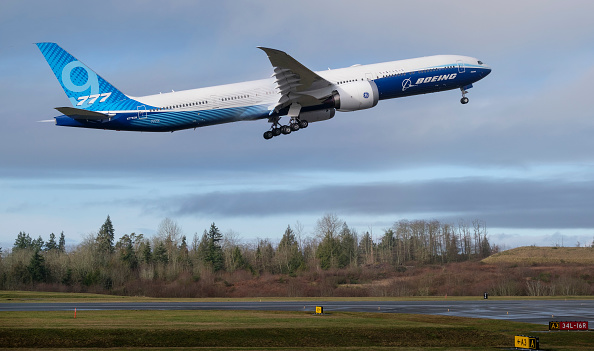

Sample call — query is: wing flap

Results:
[259,47,333,113]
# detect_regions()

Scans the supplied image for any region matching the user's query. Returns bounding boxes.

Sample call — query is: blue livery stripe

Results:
[56,105,270,132]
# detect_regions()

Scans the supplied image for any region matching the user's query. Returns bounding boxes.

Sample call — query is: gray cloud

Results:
[139,177,594,229]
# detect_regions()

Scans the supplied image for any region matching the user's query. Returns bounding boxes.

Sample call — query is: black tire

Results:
[461,97,469,104]
[281,125,292,135]
[263,131,274,140]
[299,120,309,129]
[272,127,281,136]
[291,123,300,131]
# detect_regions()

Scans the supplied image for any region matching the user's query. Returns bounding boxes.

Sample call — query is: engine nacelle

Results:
[331,80,379,112]
[299,108,335,123]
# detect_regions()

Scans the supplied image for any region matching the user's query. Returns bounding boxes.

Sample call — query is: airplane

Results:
[36,43,491,140]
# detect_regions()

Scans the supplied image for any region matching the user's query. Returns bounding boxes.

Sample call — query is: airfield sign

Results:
[549,321,589,331]
[514,335,539,350]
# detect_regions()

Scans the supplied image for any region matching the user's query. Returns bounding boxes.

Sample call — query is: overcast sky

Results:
[1,0,594,250]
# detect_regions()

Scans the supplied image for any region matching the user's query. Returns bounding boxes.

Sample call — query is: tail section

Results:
[36,42,143,111]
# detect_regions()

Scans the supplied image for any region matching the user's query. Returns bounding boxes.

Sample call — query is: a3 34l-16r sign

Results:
[549,321,589,331]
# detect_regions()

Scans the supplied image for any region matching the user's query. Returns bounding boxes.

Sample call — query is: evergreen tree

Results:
[480,235,492,258]
[338,223,357,268]
[45,233,57,251]
[277,225,303,273]
[205,223,224,271]
[255,244,262,272]
[153,242,168,263]
[139,240,153,264]
[61,268,73,286]
[178,235,190,266]
[58,232,66,252]
[96,215,115,255]
[230,246,248,271]
[32,236,44,252]
[196,230,209,263]
[180,235,188,254]
[27,250,48,283]
[358,231,375,265]
[317,234,340,270]
[116,234,138,269]
[13,232,32,250]
[255,239,275,274]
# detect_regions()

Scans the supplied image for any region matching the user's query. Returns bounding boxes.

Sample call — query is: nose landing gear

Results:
[460,85,471,104]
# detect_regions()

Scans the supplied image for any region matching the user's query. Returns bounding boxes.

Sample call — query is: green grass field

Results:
[1,291,592,350]
[2,309,592,350]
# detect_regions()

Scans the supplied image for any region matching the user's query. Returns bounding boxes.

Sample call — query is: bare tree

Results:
[223,229,240,272]
[294,221,304,252]
[315,213,342,240]
[156,218,182,264]
[315,214,344,269]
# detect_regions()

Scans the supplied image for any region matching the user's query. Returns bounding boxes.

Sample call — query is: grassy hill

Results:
[482,246,594,265]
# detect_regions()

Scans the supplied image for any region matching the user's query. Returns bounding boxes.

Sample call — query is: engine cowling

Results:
[330,80,379,112]
[299,108,335,123]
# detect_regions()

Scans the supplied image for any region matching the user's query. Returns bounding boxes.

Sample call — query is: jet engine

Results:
[329,80,379,112]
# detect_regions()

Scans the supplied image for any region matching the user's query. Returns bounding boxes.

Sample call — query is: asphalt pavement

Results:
[1,299,593,325]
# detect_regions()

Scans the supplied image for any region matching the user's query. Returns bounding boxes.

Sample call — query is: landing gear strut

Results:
[460,87,469,104]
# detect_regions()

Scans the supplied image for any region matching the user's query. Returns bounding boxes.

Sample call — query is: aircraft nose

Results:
[482,64,492,77]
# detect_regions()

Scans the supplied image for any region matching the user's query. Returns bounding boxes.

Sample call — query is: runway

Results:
[1,300,593,324]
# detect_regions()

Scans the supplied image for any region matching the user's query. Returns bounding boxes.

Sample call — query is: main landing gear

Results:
[263,117,308,140]
[460,87,469,104]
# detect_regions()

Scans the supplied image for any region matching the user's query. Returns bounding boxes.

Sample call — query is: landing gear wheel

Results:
[281,125,292,135]
[272,127,282,136]
[291,123,300,132]
[263,131,274,140]
[460,97,469,104]
[299,120,309,129]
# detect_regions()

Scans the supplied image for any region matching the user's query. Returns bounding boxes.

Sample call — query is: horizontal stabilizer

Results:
[55,107,111,120]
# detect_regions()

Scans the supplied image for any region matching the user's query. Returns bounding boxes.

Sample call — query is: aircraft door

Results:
[137,105,148,119]
[457,60,465,73]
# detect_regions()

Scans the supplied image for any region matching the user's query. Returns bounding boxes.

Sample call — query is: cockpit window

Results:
[478,60,484,65]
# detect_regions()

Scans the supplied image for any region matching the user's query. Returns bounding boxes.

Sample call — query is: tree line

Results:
[0,214,493,294]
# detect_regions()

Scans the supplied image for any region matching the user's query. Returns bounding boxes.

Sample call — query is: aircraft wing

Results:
[55,107,112,120]
[258,47,333,113]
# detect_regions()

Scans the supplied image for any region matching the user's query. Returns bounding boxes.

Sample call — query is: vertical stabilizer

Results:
[36,42,143,111]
